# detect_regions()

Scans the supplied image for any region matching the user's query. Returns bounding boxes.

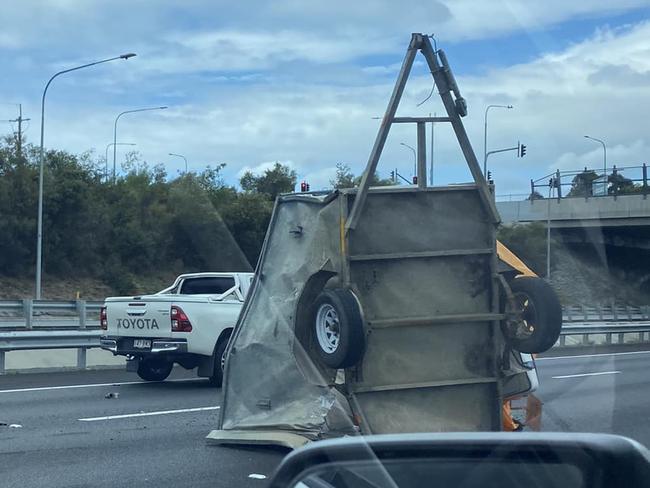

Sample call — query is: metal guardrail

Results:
[1,300,650,373]
[0,299,103,373]
[559,323,650,347]
[563,304,650,323]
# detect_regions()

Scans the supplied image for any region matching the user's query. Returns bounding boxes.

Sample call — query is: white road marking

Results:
[538,350,650,361]
[248,474,267,480]
[552,371,621,379]
[0,377,201,394]
[78,405,220,421]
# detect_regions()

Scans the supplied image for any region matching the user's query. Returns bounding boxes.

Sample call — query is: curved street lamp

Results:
[35,52,136,299]
[168,152,188,173]
[105,142,136,180]
[400,142,417,176]
[113,106,167,181]
[584,135,607,175]
[484,104,513,175]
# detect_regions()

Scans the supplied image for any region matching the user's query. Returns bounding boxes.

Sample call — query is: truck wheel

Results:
[504,276,562,353]
[209,333,230,387]
[311,289,365,369]
[137,357,173,382]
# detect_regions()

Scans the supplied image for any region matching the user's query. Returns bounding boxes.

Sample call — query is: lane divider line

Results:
[0,377,202,394]
[78,405,220,421]
[538,350,650,361]
[552,371,621,379]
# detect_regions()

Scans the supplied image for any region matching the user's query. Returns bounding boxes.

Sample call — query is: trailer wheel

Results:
[311,289,365,369]
[504,276,562,353]
[137,357,173,382]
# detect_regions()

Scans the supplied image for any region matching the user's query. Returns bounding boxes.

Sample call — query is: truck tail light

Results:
[100,306,108,330]
[171,305,192,332]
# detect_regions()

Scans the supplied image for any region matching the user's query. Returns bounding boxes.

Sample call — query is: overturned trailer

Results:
[208,33,560,448]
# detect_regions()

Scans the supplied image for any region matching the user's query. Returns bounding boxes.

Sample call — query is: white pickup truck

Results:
[100,272,253,385]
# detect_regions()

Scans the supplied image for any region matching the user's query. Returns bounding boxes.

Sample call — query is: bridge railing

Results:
[1,300,650,373]
[530,165,648,201]
[496,165,649,202]
[495,193,531,202]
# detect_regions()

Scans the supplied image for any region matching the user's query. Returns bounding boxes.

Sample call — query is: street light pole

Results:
[113,106,167,182]
[584,135,607,175]
[35,52,136,299]
[483,104,513,175]
[547,179,553,281]
[168,153,188,173]
[400,142,417,177]
[429,112,436,186]
[105,142,136,181]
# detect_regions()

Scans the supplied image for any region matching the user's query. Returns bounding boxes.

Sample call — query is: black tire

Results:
[504,276,562,353]
[209,332,231,387]
[311,289,365,369]
[137,357,173,382]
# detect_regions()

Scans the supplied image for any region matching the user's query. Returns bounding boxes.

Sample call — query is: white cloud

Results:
[435,0,649,41]
[31,19,650,194]
[147,30,398,73]
[555,140,649,171]
[4,3,650,196]
[236,160,297,179]
[1,1,647,63]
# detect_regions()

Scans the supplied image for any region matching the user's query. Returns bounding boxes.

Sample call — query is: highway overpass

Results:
[497,193,650,228]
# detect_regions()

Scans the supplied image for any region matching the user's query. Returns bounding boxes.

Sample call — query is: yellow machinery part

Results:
[496,240,537,278]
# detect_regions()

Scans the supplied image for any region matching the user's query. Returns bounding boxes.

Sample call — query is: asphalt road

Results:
[2,347,650,487]
[537,347,650,444]
[0,368,285,488]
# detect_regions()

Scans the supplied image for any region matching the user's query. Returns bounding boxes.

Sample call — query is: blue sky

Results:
[1,1,650,195]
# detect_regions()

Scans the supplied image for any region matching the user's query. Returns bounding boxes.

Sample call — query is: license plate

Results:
[133,339,151,349]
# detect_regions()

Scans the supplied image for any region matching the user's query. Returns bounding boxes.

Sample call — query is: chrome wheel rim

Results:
[315,303,340,354]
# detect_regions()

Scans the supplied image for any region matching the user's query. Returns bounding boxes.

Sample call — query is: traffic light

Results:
[300,181,310,192]
[519,143,527,158]
[412,175,418,184]
[390,170,395,182]
[487,170,493,182]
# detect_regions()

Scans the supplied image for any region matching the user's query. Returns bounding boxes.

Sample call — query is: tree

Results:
[361,172,394,187]
[220,192,273,267]
[240,162,296,200]
[330,163,356,189]
[167,177,251,272]
[567,169,599,197]
[497,223,552,277]
[608,170,637,195]
[0,133,293,294]
[330,162,394,189]
[527,191,544,200]
[0,136,37,276]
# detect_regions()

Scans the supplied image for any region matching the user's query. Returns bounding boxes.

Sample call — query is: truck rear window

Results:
[179,277,236,295]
